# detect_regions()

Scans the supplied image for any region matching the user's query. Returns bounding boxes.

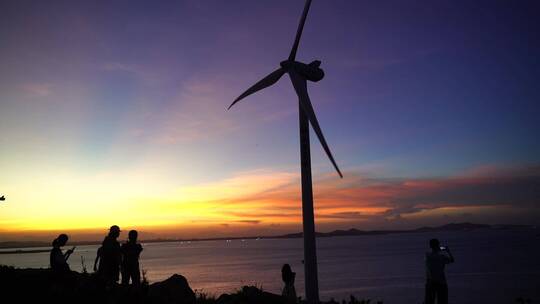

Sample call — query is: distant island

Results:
[1,222,536,252]
[275,222,535,238]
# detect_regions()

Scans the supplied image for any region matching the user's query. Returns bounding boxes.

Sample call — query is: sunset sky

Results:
[1,0,539,241]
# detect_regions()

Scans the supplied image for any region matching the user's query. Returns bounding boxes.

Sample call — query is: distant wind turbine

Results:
[228,0,342,302]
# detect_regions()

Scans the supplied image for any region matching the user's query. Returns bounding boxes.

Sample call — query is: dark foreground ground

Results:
[0,265,380,304]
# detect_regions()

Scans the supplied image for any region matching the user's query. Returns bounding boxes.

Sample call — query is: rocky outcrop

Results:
[0,266,283,304]
[0,266,380,304]
[148,274,196,304]
[216,286,287,304]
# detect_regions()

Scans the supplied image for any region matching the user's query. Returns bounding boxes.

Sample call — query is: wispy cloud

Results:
[153,74,292,144]
[21,83,53,97]
[206,164,540,227]
[100,62,160,86]
[341,47,441,70]
[146,75,240,144]
[235,220,261,225]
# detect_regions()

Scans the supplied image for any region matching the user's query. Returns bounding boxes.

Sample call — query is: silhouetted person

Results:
[281,264,297,303]
[98,225,122,285]
[121,230,143,286]
[50,234,75,273]
[425,238,454,304]
[93,246,102,272]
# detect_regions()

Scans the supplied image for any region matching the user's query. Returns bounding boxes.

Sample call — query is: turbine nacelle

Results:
[280,60,325,82]
[228,59,342,178]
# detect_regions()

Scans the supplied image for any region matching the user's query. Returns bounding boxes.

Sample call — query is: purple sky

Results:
[0,0,539,238]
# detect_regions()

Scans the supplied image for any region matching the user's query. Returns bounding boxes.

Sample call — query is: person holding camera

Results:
[425,238,455,304]
[281,264,297,303]
[50,233,75,273]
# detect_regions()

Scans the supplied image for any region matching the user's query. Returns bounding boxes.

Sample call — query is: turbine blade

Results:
[288,0,313,61]
[228,68,286,110]
[289,71,343,178]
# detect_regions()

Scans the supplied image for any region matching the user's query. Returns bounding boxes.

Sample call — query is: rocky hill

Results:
[0,265,379,304]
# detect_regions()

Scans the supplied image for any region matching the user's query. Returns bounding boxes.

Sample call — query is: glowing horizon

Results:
[1,165,538,241]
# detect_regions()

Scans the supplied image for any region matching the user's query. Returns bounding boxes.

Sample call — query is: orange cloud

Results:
[209,165,540,228]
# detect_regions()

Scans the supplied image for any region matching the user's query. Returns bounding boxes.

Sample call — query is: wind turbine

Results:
[228,0,342,302]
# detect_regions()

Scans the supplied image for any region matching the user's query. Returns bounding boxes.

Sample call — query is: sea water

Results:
[1,229,539,303]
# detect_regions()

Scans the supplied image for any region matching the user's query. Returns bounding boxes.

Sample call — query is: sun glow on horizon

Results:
[2,163,538,240]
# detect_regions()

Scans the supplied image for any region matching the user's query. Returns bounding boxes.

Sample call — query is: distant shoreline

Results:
[0,249,50,255]
[0,222,536,251]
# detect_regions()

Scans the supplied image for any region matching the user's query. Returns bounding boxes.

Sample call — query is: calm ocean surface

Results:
[1,229,539,303]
